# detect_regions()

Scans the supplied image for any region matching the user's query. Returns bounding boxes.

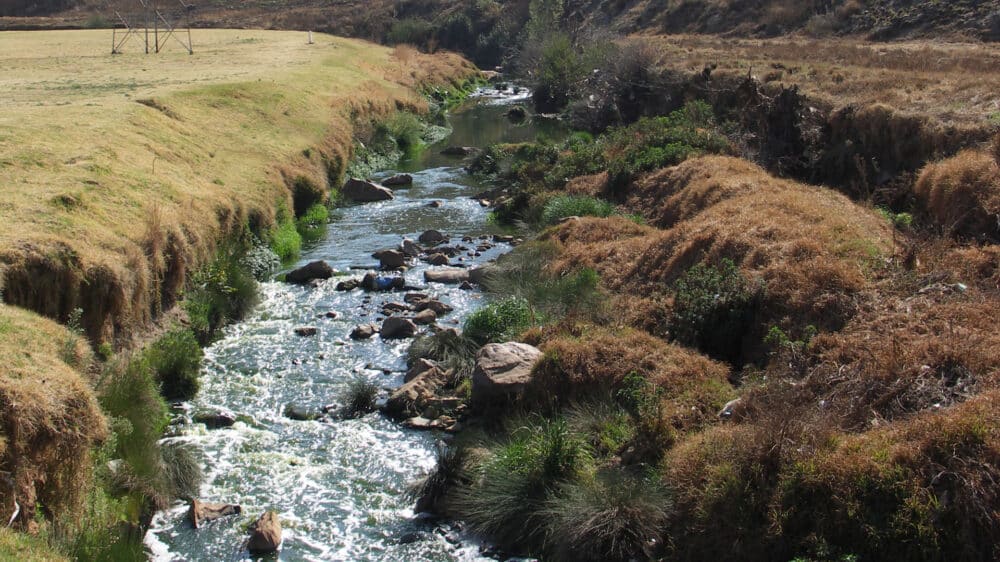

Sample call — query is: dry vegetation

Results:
[0,28,474,555]
[642,34,1000,130]
[0,29,474,346]
[0,305,106,532]
[545,156,894,349]
[486,146,998,558]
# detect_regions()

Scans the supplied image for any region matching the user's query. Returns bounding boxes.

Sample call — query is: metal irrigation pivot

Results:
[108,0,194,55]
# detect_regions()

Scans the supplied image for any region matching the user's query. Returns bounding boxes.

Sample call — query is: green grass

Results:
[541,195,615,225]
[144,328,203,400]
[463,297,533,345]
[183,244,260,346]
[452,416,592,551]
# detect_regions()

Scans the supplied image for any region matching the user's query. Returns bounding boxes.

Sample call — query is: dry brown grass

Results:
[529,326,734,429]
[0,30,475,346]
[0,305,106,530]
[914,149,1000,241]
[545,156,894,338]
[645,35,1000,130]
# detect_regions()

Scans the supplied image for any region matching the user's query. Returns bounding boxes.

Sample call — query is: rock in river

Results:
[342,177,394,202]
[380,317,417,339]
[294,326,317,337]
[471,342,543,403]
[350,324,378,340]
[424,268,469,284]
[285,260,333,284]
[418,229,447,245]
[382,173,413,187]
[373,249,406,269]
[248,511,282,554]
[283,403,321,421]
[192,408,237,429]
[189,499,241,529]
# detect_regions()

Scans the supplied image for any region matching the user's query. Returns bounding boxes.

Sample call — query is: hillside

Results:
[2,0,997,47]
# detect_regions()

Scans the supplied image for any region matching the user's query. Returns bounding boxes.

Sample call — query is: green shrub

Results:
[386,18,435,47]
[671,258,761,364]
[144,328,203,400]
[617,372,673,462]
[407,329,480,376]
[296,202,329,244]
[184,245,260,346]
[529,32,587,113]
[463,297,533,345]
[541,195,615,225]
[542,468,672,562]
[269,218,301,263]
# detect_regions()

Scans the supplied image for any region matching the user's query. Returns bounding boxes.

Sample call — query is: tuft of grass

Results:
[463,297,533,345]
[542,468,672,562]
[408,444,468,514]
[339,378,379,419]
[483,242,605,323]
[269,208,303,263]
[144,328,203,400]
[408,329,479,376]
[541,195,615,225]
[452,416,592,551]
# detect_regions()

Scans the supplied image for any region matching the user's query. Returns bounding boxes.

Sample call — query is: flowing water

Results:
[146,88,562,561]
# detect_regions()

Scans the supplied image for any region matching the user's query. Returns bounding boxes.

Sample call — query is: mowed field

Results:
[0,29,472,342]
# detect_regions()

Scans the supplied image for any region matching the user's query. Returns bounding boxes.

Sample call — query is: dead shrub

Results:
[915,150,1000,242]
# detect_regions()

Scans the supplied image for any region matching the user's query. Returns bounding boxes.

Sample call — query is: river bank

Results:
[0,29,476,559]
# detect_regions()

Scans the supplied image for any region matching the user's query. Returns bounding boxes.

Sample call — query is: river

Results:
[146,88,562,561]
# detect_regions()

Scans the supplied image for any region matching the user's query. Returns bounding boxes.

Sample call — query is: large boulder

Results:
[283,403,321,421]
[382,173,413,187]
[285,260,334,284]
[373,249,406,269]
[247,511,282,554]
[405,358,438,383]
[424,268,470,284]
[381,317,417,339]
[384,367,450,418]
[342,177,394,202]
[418,229,447,245]
[189,499,241,529]
[471,343,542,403]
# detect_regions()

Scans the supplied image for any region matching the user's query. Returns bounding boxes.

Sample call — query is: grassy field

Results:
[0,28,474,552]
[0,29,474,344]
